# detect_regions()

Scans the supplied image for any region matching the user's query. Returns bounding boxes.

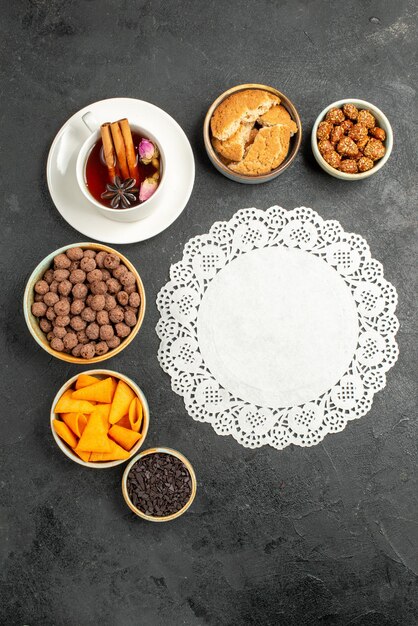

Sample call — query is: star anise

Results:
[101,177,138,209]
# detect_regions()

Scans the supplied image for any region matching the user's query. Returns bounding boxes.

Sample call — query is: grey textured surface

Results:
[1,1,417,624]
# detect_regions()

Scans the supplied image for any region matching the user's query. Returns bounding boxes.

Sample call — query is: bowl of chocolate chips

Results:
[312,99,393,180]
[24,243,145,363]
[122,447,197,522]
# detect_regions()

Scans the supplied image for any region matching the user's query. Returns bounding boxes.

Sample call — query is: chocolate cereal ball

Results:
[70,299,85,315]
[96,310,109,326]
[83,249,96,259]
[50,337,64,352]
[69,269,86,284]
[90,280,107,295]
[32,302,47,317]
[81,307,96,322]
[104,294,117,311]
[115,322,131,338]
[68,261,80,271]
[34,293,44,302]
[43,269,54,284]
[117,291,129,306]
[55,315,70,327]
[100,324,114,341]
[49,280,59,294]
[107,336,121,349]
[124,310,137,327]
[80,256,96,272]
[87,269,102,283]
[95,251,107,268]
[58,280,72,296]
[43,291,59,307]
[46,307,56,321]
[77,330,89,345]
[129,292,140,308]
[106,278,121,294]
[95,341,109,356]
[101,269,111,281]
[90,294,105,311]
[40,318,52,333]
[103,253,120,270]
[113,265,128,280]
[124,283,136,295]
[54,253,71,269]
[109,306,124,324]
[54,299,70,316]
[72,283,88,299]
[86,322,100,340]
[80,343,96,359]
[63,332,78,350]
[72,343,83,357]
[53,269,70,282]
[47,331,55,342]
[66,247,84,261]
[120,271,135,287]
[53,325,67,339]
[70,316,86,332]
[35,280,49,295]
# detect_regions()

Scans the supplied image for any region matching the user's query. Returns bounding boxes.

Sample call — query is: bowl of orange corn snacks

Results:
[50,370,149,468]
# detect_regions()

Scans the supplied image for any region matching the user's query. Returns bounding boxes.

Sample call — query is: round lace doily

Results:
[156,207,399,449]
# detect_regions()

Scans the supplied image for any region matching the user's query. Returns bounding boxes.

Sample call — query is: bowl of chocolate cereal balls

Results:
[24,243,145,363]
[311,99,393,180]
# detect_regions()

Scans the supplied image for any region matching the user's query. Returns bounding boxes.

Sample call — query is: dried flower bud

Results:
[138,138,159,164]
[139,177,158,202]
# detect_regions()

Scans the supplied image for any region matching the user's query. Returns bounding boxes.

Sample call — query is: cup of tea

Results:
[75,113,165,223]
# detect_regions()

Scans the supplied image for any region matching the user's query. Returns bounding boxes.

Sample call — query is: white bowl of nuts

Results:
[311,99,393,180]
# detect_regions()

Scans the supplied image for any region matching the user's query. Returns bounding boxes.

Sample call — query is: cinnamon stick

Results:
[110,121,130,180]
[118,118,140,184]
[100,123,117,182]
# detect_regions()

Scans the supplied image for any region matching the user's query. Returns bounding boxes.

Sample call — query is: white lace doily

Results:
[156,207,399,449]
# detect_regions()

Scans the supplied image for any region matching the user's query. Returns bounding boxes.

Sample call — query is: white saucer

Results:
[47,97,195,244]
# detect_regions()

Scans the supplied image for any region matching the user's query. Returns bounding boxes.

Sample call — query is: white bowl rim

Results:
[50,369,149,469]
[311,98,393,180]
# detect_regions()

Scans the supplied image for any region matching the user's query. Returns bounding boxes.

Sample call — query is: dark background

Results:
[1,1,417,624]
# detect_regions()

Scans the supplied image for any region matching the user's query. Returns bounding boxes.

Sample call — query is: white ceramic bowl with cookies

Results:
[311,98,393,181]
[204,83,302,184]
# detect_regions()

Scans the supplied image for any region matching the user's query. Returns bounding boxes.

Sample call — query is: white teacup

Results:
[76,112,165,223]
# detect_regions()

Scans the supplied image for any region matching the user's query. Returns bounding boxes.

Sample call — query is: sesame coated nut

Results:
[318,139,334,156]
[35,280,49,295]
[109,306,125,323]
[124,310,137,327]
[86,322,100,340]
[66,247,84,261]
[348,123,368,142]
[55,315,71,327]
[117,291,129,306]
[342,103,358,120]
[316,121,333,141]
[32,302,47,317]
[364,138,385,161]
[107,336,121,349]
[70,316,87,331]
[357,156,374,172]
[43,269,54,284]
[357,109,376,129]
[100,324,114,341]
[95,341,109,356]
[54,253,71,269]
[115,322,131,338]
[96,310,109,325]
[330,125,344,144]
[87,269,103,283]
[104,294,117,311]
[90,280,108,295]
[70,299,85,315]
[58,280,72,296]
[356,136,369,152]
[337,136,358,157]
[106,278,121,294]
[81,307,96,323]
[339,159,359,174]
[54,300,70,316]
[63,332,78,350]
[128,292,140,308]
[69,269,86,284]
[80,343,96,359]
[322,150,341,168]
[90,294,106,311]
[325,107,345,124]
[340,119,353,133]
[103,253,120,270]
[80,257,96,272]
[50,338,65,352]
[369,126,386,141]
[72,283,88,300]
